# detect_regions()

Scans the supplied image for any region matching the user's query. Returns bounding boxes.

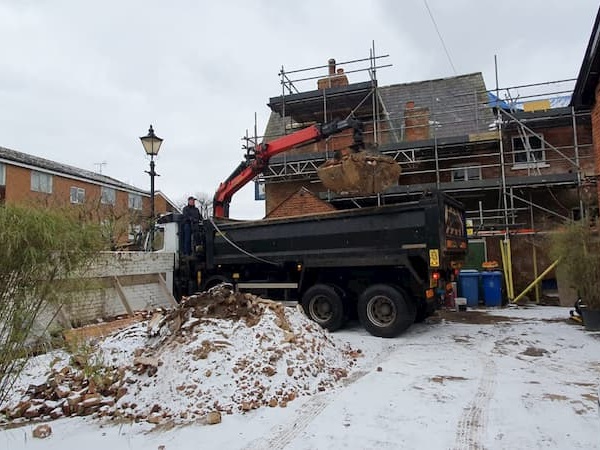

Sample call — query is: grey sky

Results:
[0,0,597,218]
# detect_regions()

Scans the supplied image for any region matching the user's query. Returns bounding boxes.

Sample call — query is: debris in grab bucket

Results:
[318,151,401,195]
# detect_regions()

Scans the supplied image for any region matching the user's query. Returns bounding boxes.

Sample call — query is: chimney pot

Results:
[328,58,336,76]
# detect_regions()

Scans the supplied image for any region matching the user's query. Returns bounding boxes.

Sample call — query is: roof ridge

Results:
[0,145,146,193]
[382,72,484,89]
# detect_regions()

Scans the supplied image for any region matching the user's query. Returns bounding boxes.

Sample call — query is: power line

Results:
[423,0,457,75]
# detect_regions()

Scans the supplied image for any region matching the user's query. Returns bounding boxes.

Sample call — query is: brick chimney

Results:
[317,58,349,90]
[404,101,430,141]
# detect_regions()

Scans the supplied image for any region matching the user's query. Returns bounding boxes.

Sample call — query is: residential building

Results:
[259,54,595,299]
[572,5,600,207]
[0,145,179,246]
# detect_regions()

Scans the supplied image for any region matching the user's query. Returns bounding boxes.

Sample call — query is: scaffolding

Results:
[259,51,594,239]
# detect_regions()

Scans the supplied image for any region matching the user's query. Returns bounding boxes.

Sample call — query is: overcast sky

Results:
[0,0,597,218]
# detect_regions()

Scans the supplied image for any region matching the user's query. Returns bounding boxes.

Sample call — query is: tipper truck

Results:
[152,118,467,337]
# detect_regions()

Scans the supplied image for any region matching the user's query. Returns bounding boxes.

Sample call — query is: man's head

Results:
[187,196,196,206]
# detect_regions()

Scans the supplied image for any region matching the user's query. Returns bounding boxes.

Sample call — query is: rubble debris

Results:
[0,285,358,427]
[32,424,52,439]
[317,151,401,195]
[63,313,150,344]
[206,411,222,425]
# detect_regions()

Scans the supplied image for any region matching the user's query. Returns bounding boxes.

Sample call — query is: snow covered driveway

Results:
[1,305,599,449]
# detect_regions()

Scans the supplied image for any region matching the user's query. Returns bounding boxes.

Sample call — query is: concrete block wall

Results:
[32,252,176,337]
[86,251,174,278]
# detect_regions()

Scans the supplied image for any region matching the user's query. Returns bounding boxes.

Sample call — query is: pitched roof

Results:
[263,72,494,143]
[0,145,148,194]
[572,6,600,107]
[377,72,493,139]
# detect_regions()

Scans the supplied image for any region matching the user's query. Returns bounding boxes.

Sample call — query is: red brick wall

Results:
[265,181,326,216]
[266,187,335,219]
[1,162,166,243]
[593,83,600,206]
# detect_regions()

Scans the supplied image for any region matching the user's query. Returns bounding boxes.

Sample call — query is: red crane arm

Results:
[212,119,362,219]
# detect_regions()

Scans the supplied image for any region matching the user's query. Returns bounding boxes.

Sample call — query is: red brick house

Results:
[0,145,179,245]
[572,5,600,208]
[259,56,594,296]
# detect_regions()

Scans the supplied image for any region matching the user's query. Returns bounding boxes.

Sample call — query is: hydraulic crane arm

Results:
[213,118,362,219]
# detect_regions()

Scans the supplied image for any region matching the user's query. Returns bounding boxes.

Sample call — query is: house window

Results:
[512,134,545,166]
[101,187,116,205]
[70,187,85,204]
[31,171,53,193]
[0,163,5,185]
[128,193,142,210]
[451,166,482,182]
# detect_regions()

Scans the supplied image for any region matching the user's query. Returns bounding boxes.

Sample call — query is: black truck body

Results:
[157,191,467,337]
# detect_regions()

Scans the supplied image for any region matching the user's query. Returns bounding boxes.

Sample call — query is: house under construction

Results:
[258,51,595,304]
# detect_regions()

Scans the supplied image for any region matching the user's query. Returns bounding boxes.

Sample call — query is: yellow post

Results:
[512,258,561,304]
[500,240,508,293]
[507,238,515,300]
[532,243,540,303]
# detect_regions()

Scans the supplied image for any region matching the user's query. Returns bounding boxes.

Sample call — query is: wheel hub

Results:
[310,295,333,323]
[366,295,397,327]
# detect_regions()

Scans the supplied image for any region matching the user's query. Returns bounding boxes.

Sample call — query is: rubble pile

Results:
[1,285,360,426]
[318,151,401,195]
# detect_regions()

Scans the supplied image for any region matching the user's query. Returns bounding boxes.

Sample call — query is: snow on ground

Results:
[1,286,358,425]
[1,304,599,449]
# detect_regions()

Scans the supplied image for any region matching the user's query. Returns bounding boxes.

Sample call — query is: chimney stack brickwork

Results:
[317,58,349,90]
[404,101,431,141]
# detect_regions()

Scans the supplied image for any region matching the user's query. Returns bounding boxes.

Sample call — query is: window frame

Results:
[101,186,116,205]
[70,186,85,204]
[128,193,143,210]
[451,165,482,182]
[511,134,547,168]
[0,163,5,186]
[31,171,53,194]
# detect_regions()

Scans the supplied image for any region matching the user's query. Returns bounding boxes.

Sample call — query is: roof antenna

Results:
[94,161,107,174]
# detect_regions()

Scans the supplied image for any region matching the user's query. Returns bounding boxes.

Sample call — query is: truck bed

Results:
[205,192,466,268]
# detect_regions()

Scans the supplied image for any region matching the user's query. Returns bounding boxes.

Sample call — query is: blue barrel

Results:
[459,270,480,307]
[481,271,503,307]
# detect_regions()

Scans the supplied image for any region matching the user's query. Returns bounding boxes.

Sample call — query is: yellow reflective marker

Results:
[429,249,440,268]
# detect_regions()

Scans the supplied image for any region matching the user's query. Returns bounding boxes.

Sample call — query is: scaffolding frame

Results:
[256,53,595,268]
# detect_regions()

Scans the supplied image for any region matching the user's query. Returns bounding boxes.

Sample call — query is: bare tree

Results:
[0,205,103,406]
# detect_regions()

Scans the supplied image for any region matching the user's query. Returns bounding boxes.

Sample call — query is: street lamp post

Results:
[140,124,163,251]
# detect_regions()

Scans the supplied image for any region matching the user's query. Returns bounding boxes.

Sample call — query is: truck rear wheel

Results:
[358,284,416,338]
[301,284,344,332]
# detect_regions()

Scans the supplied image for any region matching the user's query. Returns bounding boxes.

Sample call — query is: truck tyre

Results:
[358,284,416,338]
[301,284,344,332]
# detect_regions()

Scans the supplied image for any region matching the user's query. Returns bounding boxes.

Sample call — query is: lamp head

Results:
[140,124,163,156]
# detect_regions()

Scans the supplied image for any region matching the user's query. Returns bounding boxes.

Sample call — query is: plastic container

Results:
[459,270,480,307]
[481,271,503,307]
[455,297,467,312]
